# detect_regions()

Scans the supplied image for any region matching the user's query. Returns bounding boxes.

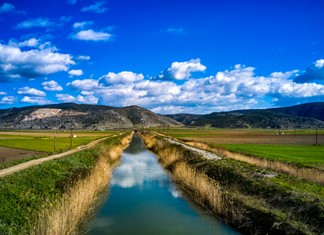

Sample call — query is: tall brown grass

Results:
[172,162,245,223]
[31,156,110,235]
[184,141,324,184]
[146,137,246,228]
[31,132,133,235]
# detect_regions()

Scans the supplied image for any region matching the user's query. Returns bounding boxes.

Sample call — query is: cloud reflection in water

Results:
[169,185,182,198]
[111,152,169,189]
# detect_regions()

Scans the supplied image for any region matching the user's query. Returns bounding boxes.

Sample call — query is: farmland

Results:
[159,128,324,168]
[216,144,324,169]
[159,127,324,145]
[0,130,119,169]
[0,130,118,153]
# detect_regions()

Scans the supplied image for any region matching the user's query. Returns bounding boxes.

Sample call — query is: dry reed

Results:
[150,139,245,226]
[173,162,244,222]
[31,132,133,235]
[31,156,110,235]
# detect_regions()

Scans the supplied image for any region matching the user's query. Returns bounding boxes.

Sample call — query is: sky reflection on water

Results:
[111,151,168,189]
[84,135,240,235]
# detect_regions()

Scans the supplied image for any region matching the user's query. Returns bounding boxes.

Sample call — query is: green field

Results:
[153,128,324,138]
[157,127,324,136]
[216,144,324,169]
[0,131,118,152]
[155,128,324,168]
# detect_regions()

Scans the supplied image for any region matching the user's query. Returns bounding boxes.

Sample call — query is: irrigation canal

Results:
[81,134,240,235]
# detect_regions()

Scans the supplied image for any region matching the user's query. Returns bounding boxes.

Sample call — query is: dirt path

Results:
[0,137,108,178]
[165,138,222,160]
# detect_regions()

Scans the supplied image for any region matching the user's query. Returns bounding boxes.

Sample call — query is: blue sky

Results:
[0,0,324,114]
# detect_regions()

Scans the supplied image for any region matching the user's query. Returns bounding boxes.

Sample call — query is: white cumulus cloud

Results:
[9,38,39,48]
[4,55,322,113]
[67,60,324,114]
[168,58,206,80]
[68,69,83,76]
[0,96,15,104]
[8,38,59,52]
[42,80,63,91]
[80,91,93,96]
[21,96,50,105]
[56,92,97,104]
[67,79,99,90]
[99,71,144,85]
[18,87,46,96]
[0,42,75,81]
[315,59,324,68]
[56,94,76,102]
[76,94,98,104]
[73,29,112,41]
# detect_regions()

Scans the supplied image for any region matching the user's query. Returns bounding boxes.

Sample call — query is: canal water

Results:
[82,135,240,235]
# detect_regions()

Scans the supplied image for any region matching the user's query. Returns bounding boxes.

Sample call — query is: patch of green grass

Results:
[217,144,324,169]
[270,174,324,196]
[154,128,226,138]
[0,135,102,152]
[284,129,324,135]
[154,127,324,136]
[168,133,219,138]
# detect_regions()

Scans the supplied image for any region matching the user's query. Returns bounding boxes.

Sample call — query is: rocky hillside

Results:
[269,102,324,121]
[1,102,323,130]
[167,102,324,129]
[0,103,182,129]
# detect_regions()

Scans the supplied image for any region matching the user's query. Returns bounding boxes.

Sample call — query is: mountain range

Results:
[0,102,323,129]
[167,102,324,129]
[0,103,181,130]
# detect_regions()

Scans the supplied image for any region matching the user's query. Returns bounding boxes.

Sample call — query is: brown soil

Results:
[0,147,43,164]
[181,134,324,145]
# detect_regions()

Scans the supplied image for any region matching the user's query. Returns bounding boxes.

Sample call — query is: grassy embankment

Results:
[141,131,323,235]
[0,131,133,235]
[0,131,118,170]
